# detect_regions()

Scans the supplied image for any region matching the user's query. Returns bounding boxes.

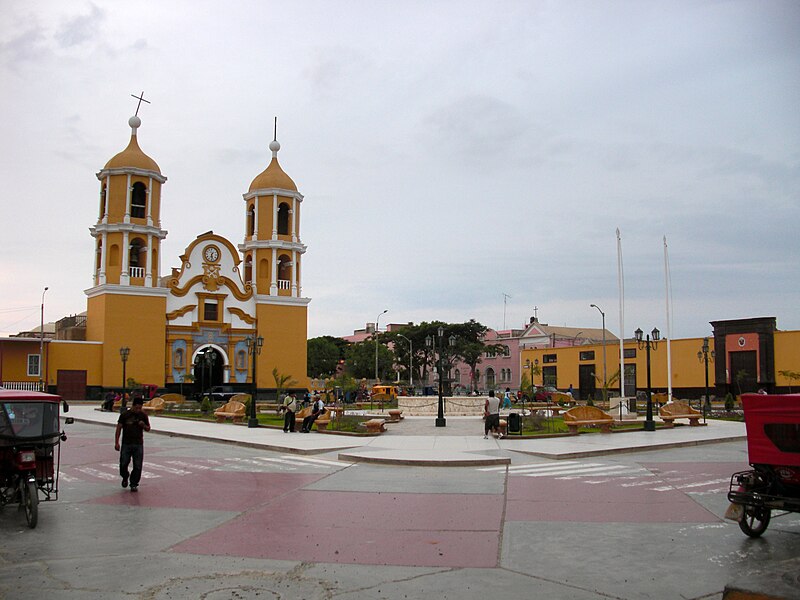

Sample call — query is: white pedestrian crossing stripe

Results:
[62,454,349,483]
[476,461,729,493]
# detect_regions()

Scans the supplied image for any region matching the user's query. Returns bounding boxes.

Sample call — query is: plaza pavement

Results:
[1,405,794,599]
[67,403,748,466]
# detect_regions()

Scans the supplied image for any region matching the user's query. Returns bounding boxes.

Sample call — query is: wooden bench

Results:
[563,406,614,434]
[659,401,702,427]
[214,400,246,423]
[361,418,386,433]
[142,397,166,414]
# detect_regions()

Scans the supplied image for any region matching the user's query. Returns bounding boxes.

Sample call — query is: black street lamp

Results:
[426,326,456,428]
[246,335,264,428]
[590,304,607,398]
[119,347,130,404]
[635,327,660,432]
[697,337,715,423]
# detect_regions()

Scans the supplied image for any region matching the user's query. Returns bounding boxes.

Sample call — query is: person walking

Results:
[281,392,297,432]
[502,387,512,409]
[114,396,151,492]
[484,390,502,439]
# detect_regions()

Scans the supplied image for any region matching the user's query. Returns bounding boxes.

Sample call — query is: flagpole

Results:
[664,235,673,402]
[617,228,625,400]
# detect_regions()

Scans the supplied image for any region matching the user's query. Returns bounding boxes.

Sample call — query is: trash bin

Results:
[507,412,521,434]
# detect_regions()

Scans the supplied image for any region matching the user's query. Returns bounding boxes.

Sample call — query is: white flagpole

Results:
[617,228,625,399]
[664,236,673,402]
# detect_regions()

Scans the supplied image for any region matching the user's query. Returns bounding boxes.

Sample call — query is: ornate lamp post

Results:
[697,337,715,422]
[375,309,388,384]
[590,303,607,397]
[397,333,412,389]
[635,327,660,432]
[39,286,48,391]
[119,347,130,401]
[426,326,455,428]
[246,335,264,428]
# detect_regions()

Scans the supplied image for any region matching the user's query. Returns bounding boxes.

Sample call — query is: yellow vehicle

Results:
[371,385,398,403]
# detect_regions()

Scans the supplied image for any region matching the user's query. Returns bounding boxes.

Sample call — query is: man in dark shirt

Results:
[114,396,151,492]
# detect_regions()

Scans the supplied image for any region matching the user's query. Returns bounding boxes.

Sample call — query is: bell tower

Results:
[239,123,310,387]
[85,107,169,389]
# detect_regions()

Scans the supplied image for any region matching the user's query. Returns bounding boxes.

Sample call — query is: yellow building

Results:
[0,113,309,400]
[520,317,800,401]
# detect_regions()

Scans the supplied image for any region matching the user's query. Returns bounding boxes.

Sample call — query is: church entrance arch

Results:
[192,345,228,396]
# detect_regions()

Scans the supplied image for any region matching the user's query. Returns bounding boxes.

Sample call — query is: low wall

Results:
[399,396,487,416]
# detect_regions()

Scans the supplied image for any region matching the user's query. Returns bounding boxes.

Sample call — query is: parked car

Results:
[533,386,560,402]
[204,386,240,402]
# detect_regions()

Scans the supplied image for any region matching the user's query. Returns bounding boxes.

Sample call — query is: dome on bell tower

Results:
[104,116,161,174]
[248,138,297,192]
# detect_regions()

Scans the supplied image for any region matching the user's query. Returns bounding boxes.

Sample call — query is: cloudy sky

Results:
[1,1,798,342]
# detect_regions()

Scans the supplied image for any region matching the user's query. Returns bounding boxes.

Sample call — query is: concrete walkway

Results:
[68,405,747,466]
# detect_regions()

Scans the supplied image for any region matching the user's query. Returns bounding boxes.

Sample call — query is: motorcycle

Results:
[726,393,800,537]
[0,388,71,528]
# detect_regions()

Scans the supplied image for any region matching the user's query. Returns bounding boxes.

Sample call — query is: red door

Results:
[57,370,87,400]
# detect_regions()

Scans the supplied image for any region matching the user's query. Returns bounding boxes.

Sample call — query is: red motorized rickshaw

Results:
[0,388,71,528]
[726,393,800,537]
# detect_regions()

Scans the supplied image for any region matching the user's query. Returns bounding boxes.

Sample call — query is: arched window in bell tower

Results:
[244,254,253,283]
[247,204,255,237]
[131,182,147,218]
[129,238,146,278]
[277,254,291,289]
[100,184,107,220]
[277,202,290,235]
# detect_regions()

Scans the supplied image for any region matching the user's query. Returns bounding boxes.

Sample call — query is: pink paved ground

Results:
[171,489,504,568]
[80,458,745,568]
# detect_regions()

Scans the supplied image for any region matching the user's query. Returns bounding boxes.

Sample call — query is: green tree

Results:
[779,369,800,393]
[272,367,298,401]
[345,340,393,381]
[307,336,346,378]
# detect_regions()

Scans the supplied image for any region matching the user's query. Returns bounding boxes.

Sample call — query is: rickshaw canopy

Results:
[0,388,63,444]
[742,393,800,467]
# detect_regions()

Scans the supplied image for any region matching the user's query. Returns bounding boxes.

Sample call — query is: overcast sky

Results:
[1,1,798,342]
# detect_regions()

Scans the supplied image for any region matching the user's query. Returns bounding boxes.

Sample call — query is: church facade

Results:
[0,113,310,400]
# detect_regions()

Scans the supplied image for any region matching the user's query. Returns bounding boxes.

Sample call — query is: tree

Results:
[272,367,298,401]
[307,336,346,378]
[345,340,393,381]
[448,320,504,393]
[594,368,621,405]
[778,369,800,393]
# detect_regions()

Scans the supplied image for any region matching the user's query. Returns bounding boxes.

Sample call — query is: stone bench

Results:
[142,397,166,414]
[214,400,246,423]
[360,418,386,433]
[659,400,702,427]
[563,406,614,434]
[387,409,404,422]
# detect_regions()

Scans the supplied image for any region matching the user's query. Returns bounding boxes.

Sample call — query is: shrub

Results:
[200,396,212,414]
[724,393,735,412]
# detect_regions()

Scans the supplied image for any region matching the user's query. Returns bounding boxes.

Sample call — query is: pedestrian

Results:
[301,395,325,433]
[281,392,297,432]
[567,384,574,397]
[102,390,115,412]
[502,387,512,409]
[114,396,151,492]
[484,390,502,439]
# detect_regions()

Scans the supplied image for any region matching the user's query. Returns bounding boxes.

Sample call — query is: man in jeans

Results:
[114,396,151,492]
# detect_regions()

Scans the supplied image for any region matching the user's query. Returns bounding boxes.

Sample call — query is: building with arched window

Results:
[0,113,310,399]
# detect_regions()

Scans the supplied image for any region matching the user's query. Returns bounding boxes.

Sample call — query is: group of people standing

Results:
[280,392,326,433]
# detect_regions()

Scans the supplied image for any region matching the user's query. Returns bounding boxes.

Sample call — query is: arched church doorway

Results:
[193,346,224,397]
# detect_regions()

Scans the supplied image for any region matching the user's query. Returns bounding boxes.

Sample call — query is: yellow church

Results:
[0,112,310,400]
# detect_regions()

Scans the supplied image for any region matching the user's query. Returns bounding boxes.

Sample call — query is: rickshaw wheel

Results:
[21,480,38,529]
[739,504,770,538]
